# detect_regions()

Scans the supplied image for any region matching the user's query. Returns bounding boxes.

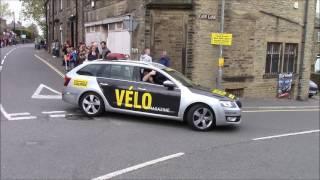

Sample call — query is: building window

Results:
[265,42,282,74]
[108,23,116,31]
[60,0,63,10]
[91,0,95,8]
[88,26,95,33]
[265,42,298,74]
[282,43,298,73]
[108,22,123,32]
[318,32,320,43]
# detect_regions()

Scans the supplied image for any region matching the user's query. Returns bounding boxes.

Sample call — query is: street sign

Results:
[211,33,232,46]
[21,34,26,39]
[218,57,224,67]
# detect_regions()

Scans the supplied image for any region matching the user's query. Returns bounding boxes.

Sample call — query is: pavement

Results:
[1,44,319,180]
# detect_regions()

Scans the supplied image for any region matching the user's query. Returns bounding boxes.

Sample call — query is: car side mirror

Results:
[163,80,175,90]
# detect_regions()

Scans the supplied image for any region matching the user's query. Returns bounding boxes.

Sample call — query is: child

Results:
[70,48,78,69]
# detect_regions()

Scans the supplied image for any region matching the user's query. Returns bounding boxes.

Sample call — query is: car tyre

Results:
[186,104,215,131]
[80,92,105,117]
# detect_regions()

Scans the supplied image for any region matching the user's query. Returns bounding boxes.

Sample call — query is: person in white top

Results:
[139,48,152,63]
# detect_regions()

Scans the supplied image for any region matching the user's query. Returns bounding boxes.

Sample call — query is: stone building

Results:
[45,0,85,51]
[46,0,317,99]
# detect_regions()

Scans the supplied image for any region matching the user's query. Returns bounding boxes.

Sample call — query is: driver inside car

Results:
[142,69,156,83]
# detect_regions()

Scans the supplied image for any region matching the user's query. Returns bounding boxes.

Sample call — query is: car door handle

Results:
[138,87,147,91]
[99,83,109,86]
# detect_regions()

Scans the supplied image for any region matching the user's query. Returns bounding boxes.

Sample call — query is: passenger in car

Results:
[142,69,156,84]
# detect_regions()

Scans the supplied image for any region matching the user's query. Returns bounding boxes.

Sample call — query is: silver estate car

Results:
[62,60,242,131]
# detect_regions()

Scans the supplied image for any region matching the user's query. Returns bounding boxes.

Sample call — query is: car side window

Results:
[97,64,111,78]
[139,68,168,85]
[77,64,103,76]
[110,64,134,81]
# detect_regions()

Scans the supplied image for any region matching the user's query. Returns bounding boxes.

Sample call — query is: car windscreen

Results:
[163,68,194,87]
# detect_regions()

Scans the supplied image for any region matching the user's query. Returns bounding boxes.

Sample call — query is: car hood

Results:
[188,86,232,101]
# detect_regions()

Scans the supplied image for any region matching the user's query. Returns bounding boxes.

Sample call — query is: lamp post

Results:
[217,0,225,89]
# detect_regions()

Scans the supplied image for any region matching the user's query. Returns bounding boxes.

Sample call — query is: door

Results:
[97,64,181,116]
[135,68,181,116]
[97,64,137,109]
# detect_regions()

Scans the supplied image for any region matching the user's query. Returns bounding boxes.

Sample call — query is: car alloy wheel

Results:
[186,104,215,131]
[81,93,104,116]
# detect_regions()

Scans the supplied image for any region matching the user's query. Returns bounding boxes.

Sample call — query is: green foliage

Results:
[20,0,46,37]
[0,2,13,18]
[13,29,33,39]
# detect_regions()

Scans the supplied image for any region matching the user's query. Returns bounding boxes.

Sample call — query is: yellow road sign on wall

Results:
[211,33,233,46]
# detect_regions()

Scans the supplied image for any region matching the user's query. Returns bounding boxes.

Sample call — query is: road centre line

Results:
[42,111,66,114]
[49,114,66,118]
[34,54,64,78]
[92,152,185,180]
[252,129,320,141]
[242,109,319,113]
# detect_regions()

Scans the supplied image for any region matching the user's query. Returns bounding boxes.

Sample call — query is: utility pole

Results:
[297,0,309,100]
[217,0,225,89]
[13,12,15,31]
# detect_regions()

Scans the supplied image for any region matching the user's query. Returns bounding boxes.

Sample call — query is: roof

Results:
[87,59,167,69]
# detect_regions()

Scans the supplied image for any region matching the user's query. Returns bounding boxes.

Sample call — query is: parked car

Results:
[309,80,319,98]
[314,55,320,73]
[62,60,242,131]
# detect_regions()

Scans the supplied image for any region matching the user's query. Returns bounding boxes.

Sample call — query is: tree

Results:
[0,2,13,18]
[20,0,46,38]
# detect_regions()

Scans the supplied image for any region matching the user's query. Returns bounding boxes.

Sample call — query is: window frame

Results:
[265,42,282,74]
[264,42,299,76]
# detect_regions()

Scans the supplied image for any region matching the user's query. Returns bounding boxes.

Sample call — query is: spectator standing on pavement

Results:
[88,46,98,61]
[159,50,170,67]
[70,47,78,69]
[62,41,70,66]
[100,41,111,60]
[64,46,73,71]
[78,44,87,64]
[139,48,152,63]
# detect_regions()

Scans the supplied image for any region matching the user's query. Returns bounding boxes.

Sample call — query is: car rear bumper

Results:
[62,89,79,105]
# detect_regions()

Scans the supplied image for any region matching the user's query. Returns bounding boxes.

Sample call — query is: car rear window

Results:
[77,64,103,76]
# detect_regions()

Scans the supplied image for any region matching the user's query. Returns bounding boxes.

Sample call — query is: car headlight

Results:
[220,101,237,108]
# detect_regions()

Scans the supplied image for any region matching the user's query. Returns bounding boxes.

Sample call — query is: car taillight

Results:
[64,76,71,86]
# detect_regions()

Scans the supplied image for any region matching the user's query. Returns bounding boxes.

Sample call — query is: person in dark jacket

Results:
[100,41,111,60]
[159,51,170,67]
[87,46,98,61]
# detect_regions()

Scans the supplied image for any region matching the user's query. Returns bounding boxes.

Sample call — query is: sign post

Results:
[217,0,225,89]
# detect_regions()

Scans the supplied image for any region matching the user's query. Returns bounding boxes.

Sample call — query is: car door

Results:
[135,68,181,116]
[97,64,137,109]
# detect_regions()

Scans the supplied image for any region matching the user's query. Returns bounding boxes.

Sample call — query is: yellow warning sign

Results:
[211,33,233,46]
[218,57,224,67]
[73,79,88,88]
